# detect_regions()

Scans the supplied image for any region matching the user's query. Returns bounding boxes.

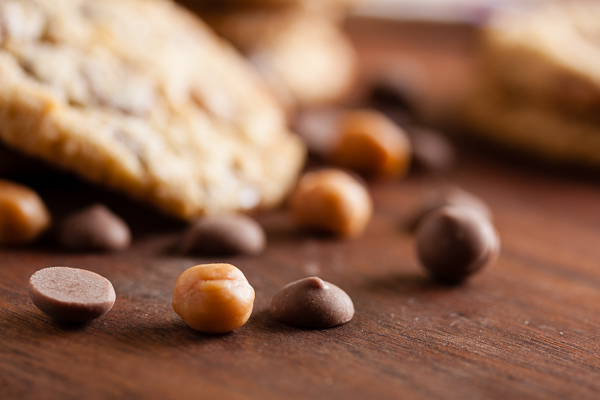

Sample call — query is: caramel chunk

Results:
[0,179,51,245]
[172,263,255,334]
[289,169,372,238]
[330,110,411,179]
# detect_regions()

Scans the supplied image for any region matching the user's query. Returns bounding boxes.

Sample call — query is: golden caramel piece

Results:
[289,169,372,238]
[329,109,411,179]
[0,179,51,245]
[172,263,255,334]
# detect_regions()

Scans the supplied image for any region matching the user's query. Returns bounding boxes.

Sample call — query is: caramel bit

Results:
[329,109,412,180]
[172,263,255,334]
[0,179,51,245]
[294,108,412,180]
[289,169,373,238]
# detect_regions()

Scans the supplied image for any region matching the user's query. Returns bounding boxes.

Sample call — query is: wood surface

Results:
[2,17,600,400]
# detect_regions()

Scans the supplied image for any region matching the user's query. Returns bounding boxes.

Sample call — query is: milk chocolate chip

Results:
[416,205,499,283]
[56,204,131,252]
[293,108,341,156]
[410,127,456,172]
[178,214,266,256]
[271,277,354,328]
[28,266,116,323]
[368,72,422,122]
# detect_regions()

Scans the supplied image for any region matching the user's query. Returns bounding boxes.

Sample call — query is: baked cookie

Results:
[0,0,305,219]
[197,6,358,109]
[457,81,600,165]
[182,0,359,13]
[454,1,600,166]
[481,1,600,116]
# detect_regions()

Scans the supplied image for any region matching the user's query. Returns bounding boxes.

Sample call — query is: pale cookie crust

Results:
[0,0,305,219]
[199,6,358,109]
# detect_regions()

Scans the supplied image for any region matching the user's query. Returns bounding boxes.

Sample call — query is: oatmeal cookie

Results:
[455,1,600,166]
[0,0,305,219]
[199,6,358,109]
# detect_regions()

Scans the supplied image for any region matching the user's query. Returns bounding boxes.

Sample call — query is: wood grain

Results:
[3,149,600,399]
[3,18,600,400]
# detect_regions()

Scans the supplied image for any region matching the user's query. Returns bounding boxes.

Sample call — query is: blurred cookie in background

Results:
[205,7,357,110]
[179,1,359,112]
[452,1,600,167]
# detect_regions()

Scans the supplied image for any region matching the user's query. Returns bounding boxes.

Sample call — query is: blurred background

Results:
[174,0,599,174]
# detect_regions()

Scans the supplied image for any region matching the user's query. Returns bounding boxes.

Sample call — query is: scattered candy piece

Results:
[271,276,354,328]
[28,266,116,323]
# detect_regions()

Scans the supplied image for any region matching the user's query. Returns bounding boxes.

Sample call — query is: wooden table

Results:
[3,17,600,400]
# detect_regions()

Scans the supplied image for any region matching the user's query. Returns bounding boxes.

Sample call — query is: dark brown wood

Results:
[3,18,600,400]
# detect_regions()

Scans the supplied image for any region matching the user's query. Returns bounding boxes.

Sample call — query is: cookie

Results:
[182,0,359,13]
[480,2,600,117]
[0,0,305,219]
[197,6,358,109]
[456,81,600,166]
[453,1,600,166]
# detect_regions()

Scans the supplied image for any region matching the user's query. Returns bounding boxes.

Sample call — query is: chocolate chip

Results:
[56,204,131,252]
[178,214,266,256]
[416,205,499,284]
[292,108,342,157]
[271,277,354,328]
[366,68,426,127]
[28,266,116,323]
[410,127,456,172]
[408,187,492,232]
[368,77,416,116]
